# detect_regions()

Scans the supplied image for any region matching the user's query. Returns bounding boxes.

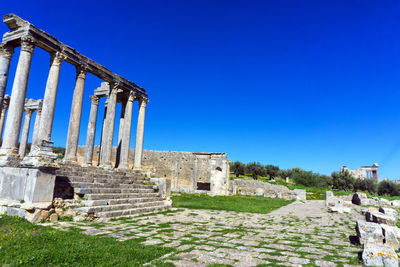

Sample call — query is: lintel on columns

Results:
[2,14,148,100]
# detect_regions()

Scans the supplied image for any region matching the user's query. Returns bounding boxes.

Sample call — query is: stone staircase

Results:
[54,165,170,218]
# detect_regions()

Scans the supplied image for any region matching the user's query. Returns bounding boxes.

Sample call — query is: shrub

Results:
[291,168,330,188]
[354,178,377,194]
[378,180,400,196]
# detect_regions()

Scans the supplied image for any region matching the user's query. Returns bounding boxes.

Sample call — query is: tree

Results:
[230,161,245,177]
[354,178,377,194]
[331,170,355,191]
[378,180,400,196]
[265,165,280,180]
[245,162,264,180]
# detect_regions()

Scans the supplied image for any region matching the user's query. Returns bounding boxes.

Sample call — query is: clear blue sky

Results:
[1,0,400,179]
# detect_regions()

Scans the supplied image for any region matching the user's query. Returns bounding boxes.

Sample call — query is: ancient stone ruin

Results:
[0,14,169,221]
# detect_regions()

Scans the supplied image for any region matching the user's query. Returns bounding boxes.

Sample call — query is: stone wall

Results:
[230,179,306,200]
[76,146,231,195]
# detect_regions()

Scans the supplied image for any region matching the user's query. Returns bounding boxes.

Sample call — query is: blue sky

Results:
[1,0,400,179]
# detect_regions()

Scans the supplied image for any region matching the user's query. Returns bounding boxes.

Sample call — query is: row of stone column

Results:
[0,96,42,158]
[0,37,147,169]
[81,90,146,169]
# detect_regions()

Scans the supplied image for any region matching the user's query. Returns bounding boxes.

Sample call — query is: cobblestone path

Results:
[48,200,365,266]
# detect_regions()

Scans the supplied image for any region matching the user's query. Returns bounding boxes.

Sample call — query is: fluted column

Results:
[35,52,64,151]
[119,92,135,169]
[0,37,35,156]
[133,98,147,170]
[18,109,33,157]
[0,99,9,141]
[100,85,117,168]
[31,105,42,146]
[83,95,99,166]
[0,43,14,113]
[64,66,87,162]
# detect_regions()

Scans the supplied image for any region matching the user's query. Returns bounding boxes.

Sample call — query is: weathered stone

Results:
[371,212,397,226]
[356,220,384,244]
[352,193,361,205]
[362,241,398,267]
[381,224,399,250]
[379,198,391,206]
[49,213,58,222]
[391,200,400,207]
[328,205,351,213]
[379,207,398,218]
[292,189,306,201]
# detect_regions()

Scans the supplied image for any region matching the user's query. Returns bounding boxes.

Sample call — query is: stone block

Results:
[381,224,399,250]
[352,193,361,205]
[379,198,391,206]
[372,212,397,226]
[391,200,400,207]
[362,242,398,267]
[328,205,351,213]
[379,207,398,218]
[292,189,306,201]
[356,220,384,244]
[49,213,58,222]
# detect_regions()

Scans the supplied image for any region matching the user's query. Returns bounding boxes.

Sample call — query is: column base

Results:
[21,140,58,167]
[0,147,21,167]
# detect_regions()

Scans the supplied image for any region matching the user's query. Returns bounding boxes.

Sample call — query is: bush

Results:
[378,180,400,196]
[291,168,330,188]
[331,170,355,191]
[354,178,377,194]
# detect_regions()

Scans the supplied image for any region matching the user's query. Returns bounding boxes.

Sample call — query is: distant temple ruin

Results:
[341,163,379,181]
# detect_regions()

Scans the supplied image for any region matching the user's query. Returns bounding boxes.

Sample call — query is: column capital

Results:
[76,64,88,79]
[127,91,136,102]
[24,108,33,115]
[50,51,66,66]
[20,36,36,53]
[139,98,148,107]
[89,95,100,105]
[0,43,14,59]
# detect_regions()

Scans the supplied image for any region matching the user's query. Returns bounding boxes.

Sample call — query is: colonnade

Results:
[0,21,147,169]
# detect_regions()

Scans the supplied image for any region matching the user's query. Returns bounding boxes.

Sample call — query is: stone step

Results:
[75,187,155,194]
[70,182,153,189]
[86,192,161,200]
[96,205,170,218]
[81,197,163,207]
[63,176,148,184]
[78,201,166,213]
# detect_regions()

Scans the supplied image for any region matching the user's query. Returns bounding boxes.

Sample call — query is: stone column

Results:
[35,52,64,151]
[100,85,117,168]
[83,95,99,166]
[0,99,9,141]
[64,66,87,162]
[115,101,126,167]
[119,92,135,169]
[31,106,42,146]
[0,43,14,113]
[0,37,35,156]
[133,98,147,170]
[19,109,33,157]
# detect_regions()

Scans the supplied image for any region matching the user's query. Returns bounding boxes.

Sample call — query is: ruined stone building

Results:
[0,14,230,222]
[341,163,379,181]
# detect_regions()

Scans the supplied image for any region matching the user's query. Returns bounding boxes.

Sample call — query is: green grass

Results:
[171,194,294,214]
[0,215,174,266]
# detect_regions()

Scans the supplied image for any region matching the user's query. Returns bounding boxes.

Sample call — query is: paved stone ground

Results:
[46,200,366,266]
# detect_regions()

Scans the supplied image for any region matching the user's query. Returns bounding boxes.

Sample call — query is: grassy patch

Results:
[171,194,293,214]
[0,215,174,266]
